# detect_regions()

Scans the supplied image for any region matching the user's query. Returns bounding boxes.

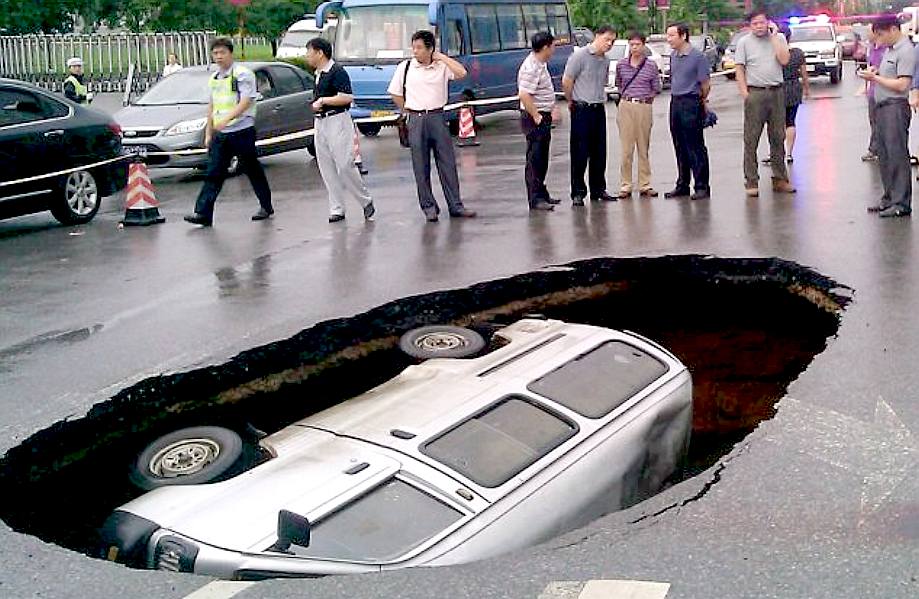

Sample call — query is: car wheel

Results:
[726,72,736,81]
[130,426,244,490]
[399,325,486,359]
[305,137,316,157]
[357,123,382,137]
[50,169,101,225]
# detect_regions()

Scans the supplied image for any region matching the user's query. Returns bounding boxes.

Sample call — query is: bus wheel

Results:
[357,123,382,137]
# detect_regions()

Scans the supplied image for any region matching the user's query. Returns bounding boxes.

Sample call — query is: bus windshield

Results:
[335,5,431,62]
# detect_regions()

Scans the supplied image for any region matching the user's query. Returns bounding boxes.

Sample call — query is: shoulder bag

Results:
[611,58,647,106]
[396,61,411,148]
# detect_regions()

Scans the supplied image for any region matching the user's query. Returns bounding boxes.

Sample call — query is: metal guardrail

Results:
[0,32,216,93]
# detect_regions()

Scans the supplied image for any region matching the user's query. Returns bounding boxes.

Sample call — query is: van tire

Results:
[130,426,244,490]
[357,123,382,137]
[399,325,486,359]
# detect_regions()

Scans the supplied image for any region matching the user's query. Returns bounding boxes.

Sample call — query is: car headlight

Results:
[164,117,207,136]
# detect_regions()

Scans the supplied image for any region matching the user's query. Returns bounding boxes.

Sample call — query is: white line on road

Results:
[540,580,671,599]
[181,581,256,599]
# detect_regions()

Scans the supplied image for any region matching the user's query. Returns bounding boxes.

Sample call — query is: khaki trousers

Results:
[617,100,653,192]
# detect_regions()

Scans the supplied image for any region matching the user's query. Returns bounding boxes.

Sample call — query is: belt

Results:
[748,85,782,90]
[621,97,653,104]
[877,97,909,107]
[572,101,604,108]
[314,108,348,118]
[405,107,444,114]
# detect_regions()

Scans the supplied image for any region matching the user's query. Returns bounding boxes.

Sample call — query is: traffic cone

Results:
[353,125,368,175]
[121,160,165,226]
[456,106,479,147]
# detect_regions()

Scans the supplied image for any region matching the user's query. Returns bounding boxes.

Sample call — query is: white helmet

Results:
[66,57,83,67]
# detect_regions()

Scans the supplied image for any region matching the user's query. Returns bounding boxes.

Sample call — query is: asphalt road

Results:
[1,63,917,598]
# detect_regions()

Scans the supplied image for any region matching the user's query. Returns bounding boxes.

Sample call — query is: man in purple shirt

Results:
[615,31,662,198]
[862,29,887,162]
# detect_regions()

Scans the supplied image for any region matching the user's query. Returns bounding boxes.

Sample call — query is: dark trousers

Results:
[669,94,710,193]
[407,111,464,216]
[876,99,912,211]
[521,111,552,206]
[569,103,607,198]
[867,96,880,156]
[194,127,272,220]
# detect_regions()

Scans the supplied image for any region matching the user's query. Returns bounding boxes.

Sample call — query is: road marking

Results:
[776,396,917,517]
[540,580,671,599]
[181,581,256,599]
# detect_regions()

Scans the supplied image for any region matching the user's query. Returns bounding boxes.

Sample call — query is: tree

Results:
[0,0,75,34]
[666,0,741,30]
[247,0,315,39]
[569,0,642,31]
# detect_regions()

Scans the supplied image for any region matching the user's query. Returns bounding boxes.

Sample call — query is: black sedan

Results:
[0,78,127,225]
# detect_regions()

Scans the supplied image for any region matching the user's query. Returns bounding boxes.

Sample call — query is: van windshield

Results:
[280,31,318,48]
[334,5,431,63]
[790,26,834,42]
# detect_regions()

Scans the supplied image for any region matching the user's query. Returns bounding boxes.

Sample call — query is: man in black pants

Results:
[185,37,273,226]
[665,22,711,200]
[517,32,558,211]
[563,25,617,206]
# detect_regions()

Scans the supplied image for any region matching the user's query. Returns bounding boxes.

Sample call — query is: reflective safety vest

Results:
[64,74,88,104]
[209,65,257,128]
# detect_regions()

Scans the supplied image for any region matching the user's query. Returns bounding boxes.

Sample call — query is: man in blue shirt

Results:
[665,22,711,200]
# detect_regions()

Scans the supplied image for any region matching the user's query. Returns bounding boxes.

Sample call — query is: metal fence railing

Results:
[0,32,217,93]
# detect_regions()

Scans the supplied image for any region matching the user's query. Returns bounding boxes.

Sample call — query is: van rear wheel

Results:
[357,123,382,137]
[399,325,485,359]
[130,426,244,490]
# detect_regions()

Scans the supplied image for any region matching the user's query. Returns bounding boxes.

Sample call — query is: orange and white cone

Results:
[353,125,368,175]
[121,160,165,226]
[456,105,479,147]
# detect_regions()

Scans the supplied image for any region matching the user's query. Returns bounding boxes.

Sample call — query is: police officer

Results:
[184,37,274,226]
[63,57,90,105]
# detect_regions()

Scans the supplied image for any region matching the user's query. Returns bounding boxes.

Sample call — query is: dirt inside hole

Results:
[0,255,849,564]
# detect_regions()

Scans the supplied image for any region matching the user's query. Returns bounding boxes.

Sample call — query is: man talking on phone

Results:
[734,9,794,197]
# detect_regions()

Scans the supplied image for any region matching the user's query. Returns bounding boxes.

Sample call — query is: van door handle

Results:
[44,129,64,137]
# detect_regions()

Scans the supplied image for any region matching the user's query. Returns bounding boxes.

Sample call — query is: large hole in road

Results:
[0,255,849,568]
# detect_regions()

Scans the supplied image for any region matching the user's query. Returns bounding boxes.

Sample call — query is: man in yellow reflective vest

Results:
[185,37,274,226]
[63,57,90,105]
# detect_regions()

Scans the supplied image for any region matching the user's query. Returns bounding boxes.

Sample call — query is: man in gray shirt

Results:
[735,10,794,196]
[563,25,616,205]
[860,15,914,217]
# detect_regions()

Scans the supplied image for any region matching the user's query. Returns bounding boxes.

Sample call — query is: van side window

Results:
[546,4,571,45]
[467,4,501,53]
[521,4,548,40]
[445,15,466,55]
[422,396,577,488]
[496,5,527,50]
[527,341,669,419]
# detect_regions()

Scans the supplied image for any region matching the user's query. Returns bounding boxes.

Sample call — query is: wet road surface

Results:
[1,64,918,598]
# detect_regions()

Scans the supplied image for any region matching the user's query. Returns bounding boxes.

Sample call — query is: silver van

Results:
[101,318,692,579]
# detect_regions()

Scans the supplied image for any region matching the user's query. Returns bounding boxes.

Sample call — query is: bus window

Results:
[335,5,430,61]
[467,4,501,53]
[444,11,467,56]
[521,4,548,39]
[546,4,571,45]
[496,5,527,50]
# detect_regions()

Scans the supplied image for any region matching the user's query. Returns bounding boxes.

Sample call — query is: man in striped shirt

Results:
[518,31,558,211]
[615,31,662,198]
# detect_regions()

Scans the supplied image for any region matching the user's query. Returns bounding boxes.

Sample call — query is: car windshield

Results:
[280,30,319,48]
[790,26,834,42]
[648,41,670,56]
[606,44,627,61]
[290,478,462,562]
[134,69,210,105]
[334,5,430,62]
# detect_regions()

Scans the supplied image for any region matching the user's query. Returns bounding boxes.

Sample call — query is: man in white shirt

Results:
[388,30,476,222]
[517,31,557,211]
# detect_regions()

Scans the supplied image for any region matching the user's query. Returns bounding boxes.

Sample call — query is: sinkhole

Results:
[0,255,850,573]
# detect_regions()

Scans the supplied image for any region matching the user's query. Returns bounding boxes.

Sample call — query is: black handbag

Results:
[396,61,411,148]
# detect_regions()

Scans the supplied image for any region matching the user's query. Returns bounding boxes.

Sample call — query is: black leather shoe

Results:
[530,202,555,211]
[691,189,711,200]
[450,209,477,218]
[363,202,376,220]
[592,191,618,202]
[425,212,439,222]
[878,206,912,218]
[867,204,887,213]
[328,214,345,223]
[571,194,586,207]
[184,213,212,226]
[251,208,273,221]
[546,197,561,204]
[664,188,690,199]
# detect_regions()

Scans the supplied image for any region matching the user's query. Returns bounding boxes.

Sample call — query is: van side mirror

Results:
[268,509,311,553]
